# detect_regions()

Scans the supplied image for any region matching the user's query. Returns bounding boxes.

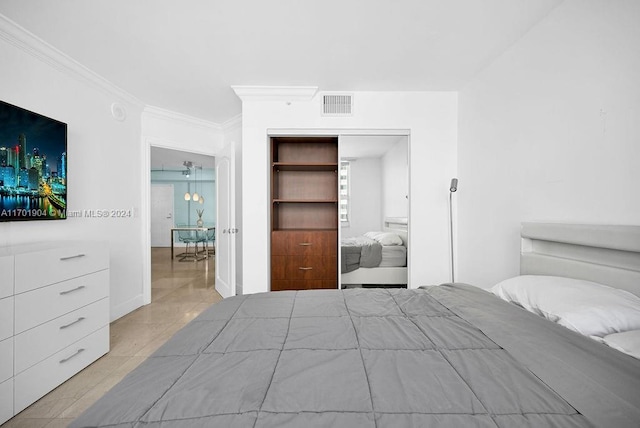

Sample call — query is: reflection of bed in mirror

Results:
[341,217,408,288]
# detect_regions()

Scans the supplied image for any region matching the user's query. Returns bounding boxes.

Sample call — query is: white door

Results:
[150,184,174,247]
[215,141,236,298]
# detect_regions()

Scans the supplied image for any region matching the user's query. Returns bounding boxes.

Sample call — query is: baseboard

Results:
[110,294,145,322]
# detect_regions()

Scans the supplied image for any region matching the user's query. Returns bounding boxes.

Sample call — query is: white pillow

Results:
[363,231,403,246]
[490,275,640,337]
[602,330,640,359]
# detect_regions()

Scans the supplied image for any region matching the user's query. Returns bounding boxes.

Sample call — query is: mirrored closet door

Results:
[339,135,409,289]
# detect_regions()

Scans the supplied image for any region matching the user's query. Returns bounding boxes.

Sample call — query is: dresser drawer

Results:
[15,243,108,294]
[0,337,12,383]
[272,231,337,256]
[14,326,109,414]
[0,378,12,426]
[272,255,336,280]
[0,255,13,299]
[15,269,109,334]
[0,296,13,341]
[271,279,337,291]
[15,297,109,374]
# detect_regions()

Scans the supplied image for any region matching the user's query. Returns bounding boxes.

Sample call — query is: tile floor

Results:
[2,247,221,428]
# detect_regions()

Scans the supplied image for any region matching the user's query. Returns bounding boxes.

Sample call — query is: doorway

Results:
[148,146,218,303]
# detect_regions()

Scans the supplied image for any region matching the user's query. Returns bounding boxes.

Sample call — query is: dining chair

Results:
[176,224,202,261]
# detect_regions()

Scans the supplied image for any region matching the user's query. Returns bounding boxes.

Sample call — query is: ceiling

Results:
[0,0,561,124]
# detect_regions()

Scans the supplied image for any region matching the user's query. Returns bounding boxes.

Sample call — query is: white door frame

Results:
[141,136,220,305]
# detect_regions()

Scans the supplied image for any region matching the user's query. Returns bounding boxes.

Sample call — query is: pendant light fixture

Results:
[198,165,205,204]
[183,161,193,201]
[182,161,205,204]
[192,165,200,202]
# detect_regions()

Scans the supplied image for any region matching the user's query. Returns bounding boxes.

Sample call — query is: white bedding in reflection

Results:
[380,245,406,267]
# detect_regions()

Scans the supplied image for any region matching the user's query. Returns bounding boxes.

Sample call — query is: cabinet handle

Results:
[60,254,86,261]
[60,317,86,330]
[298,267,313,270]
[298,243,312,246]
[60,285,86,295]
[59,348,85,364]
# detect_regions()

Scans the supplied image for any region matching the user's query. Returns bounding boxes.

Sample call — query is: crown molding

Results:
[0,14,142,107]
[231,85,318,102]
[222,113,242,133]
[143,105,223,131]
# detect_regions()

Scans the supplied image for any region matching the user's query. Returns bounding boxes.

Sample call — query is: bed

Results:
[71,223,640,428]
[341,217,408,288]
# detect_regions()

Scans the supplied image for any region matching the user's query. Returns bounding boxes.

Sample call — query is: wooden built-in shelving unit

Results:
[270,137,339,290]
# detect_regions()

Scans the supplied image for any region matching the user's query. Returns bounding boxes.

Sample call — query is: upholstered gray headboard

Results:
[520,223,640,297]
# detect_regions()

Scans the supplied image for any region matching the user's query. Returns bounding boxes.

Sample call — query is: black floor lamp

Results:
[449,178,458,283]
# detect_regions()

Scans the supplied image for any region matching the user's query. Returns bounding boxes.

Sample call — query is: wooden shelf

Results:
[273,162,338,171]
[272,202,338,230]
[274,199,338,204]
[272,228,338,232]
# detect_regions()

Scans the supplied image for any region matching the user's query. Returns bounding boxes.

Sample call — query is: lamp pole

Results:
[449,178,458,283]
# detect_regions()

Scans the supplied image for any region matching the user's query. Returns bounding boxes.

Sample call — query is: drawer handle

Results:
[60,285,86,295]
[298,243,313,246]
[298,267,313,270]
[60,254,86,261]
[59,348,85,364]
[60,317,86,330]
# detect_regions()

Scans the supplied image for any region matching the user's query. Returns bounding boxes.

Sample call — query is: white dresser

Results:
[0,242,109,424]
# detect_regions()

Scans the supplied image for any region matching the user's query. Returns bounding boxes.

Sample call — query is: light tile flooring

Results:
[2,247,221,428]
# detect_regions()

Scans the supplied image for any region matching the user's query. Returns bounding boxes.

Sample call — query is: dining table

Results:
[170,226,215,259]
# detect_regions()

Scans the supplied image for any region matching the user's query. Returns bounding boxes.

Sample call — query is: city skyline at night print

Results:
[0,100,67,221]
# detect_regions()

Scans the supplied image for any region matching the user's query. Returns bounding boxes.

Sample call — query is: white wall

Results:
[457,0,640,288]
[142,107,224,155]
[239,90,458,294]
[382,138,409,220]
[0,17,145,320]
[342,157,382,238]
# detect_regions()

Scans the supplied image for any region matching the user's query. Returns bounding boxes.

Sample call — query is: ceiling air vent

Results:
[322,94,353,116]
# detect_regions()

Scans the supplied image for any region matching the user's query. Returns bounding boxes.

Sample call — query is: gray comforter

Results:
[341,236,382,273]
[71,285,640,428]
